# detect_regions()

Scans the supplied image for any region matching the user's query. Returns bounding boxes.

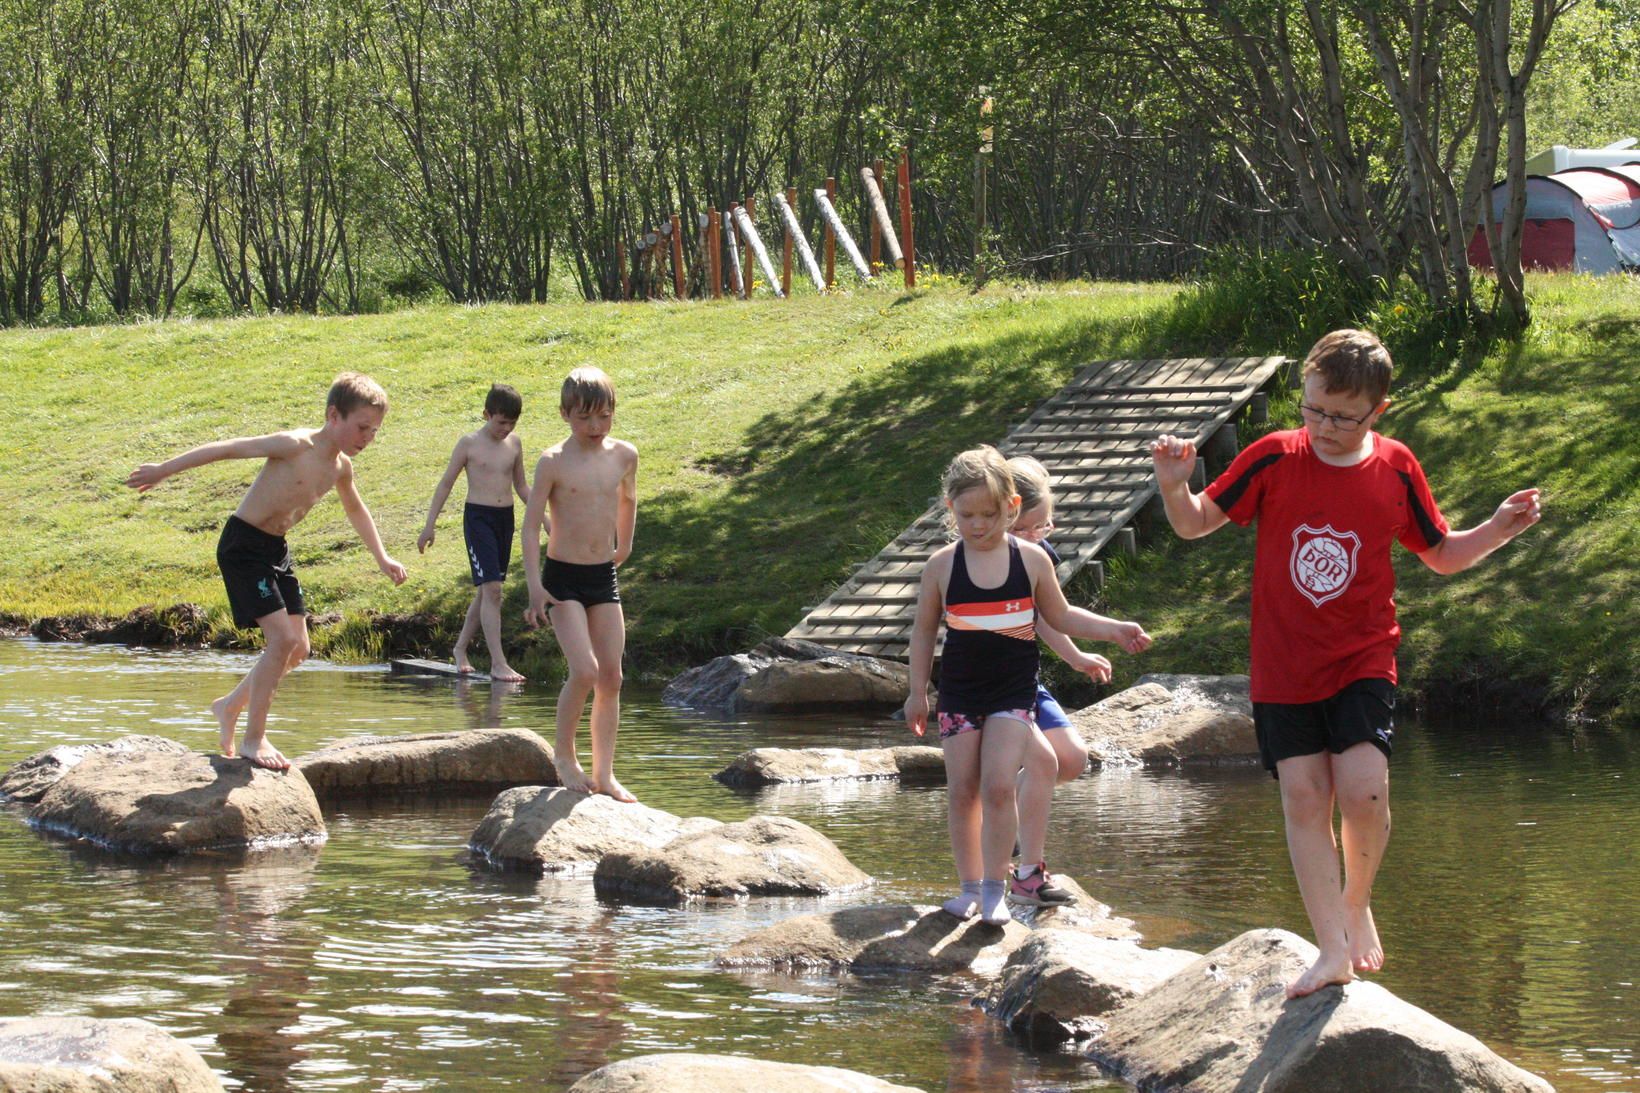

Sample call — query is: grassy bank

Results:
[1,275,1633,721]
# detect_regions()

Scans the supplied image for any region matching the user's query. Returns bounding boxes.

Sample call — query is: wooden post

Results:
[859,165,903,268]
[775,190,825,292]
[724,206,744,298]
[898,147,915,289]
[869,159,883,269]
[708,208,722,299]
[781,186,795,297]
[670,214,686,298]
[734,204,784,298]
[823,176,836,290]
[813,188,871,280]
[742,195,756,297]
[617,240,629,301]
[646,230,660,300]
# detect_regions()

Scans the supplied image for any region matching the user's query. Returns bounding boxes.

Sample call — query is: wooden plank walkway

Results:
[785,356,1287,660]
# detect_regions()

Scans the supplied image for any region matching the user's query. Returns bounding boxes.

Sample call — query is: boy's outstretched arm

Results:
[1419,487,1541,575]
[126,433,301,492]
[902,554,948,737]
[336,462,407,584]
[417,438,469,553]
[1150,435,1230,540]
[521,455,556,628]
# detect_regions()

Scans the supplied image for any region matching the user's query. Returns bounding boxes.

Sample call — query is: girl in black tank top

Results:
[937,536,1040,716]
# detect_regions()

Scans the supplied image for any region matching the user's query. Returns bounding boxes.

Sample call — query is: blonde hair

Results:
[1302,329,1392,405]
[1007,455,1053,519]
[941,446,1017,530]
[327,372,388,417]
[561,366,616,413]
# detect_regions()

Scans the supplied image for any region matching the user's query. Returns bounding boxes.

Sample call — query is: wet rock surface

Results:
[594,814,872,903]
[1,735,192,804]
[1073,675,1258,766]
[717,903,1031,975]
[299,728,558,800]
[566,1052,926,1092]
[714,745,945,786]
[470,786,718,872]
[0,1015,225,1092]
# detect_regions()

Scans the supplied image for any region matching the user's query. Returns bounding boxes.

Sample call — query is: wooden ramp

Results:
[786,355,1287,660]
[390,658,488,681]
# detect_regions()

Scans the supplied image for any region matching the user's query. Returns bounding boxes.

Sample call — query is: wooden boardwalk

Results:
[785,356,1287,660]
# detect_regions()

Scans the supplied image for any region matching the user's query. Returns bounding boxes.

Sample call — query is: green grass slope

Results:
[0,276,1633,720]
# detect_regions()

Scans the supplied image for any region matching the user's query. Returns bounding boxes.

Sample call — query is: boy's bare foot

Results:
[489,664,526,683]
[1349,905,1384,972]
[211,696,242,756]
[454,650,474,675]
[596,776,637,804]
[239,739,291,772]
[1286,951,1355,999]
[558,765,595,794]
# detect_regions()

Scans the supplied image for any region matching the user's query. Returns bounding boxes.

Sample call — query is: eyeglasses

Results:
[1298,403,1378,432]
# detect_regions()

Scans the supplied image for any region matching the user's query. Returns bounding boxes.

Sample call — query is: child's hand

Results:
[1150,435,1197,490]
[1111,621,1152,654]
[525,586,558,629]
[125,464,166,492]
[904,692,930,737]
[380,556,408,585]
[1492,487,1541,541]
[416,526,435,553]
[1071,651,1113,683]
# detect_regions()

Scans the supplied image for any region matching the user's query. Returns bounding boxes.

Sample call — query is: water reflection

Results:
[0,638,1634,1092]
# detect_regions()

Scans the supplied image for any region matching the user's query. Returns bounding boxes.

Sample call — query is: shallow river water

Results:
[0,638,1635,1092]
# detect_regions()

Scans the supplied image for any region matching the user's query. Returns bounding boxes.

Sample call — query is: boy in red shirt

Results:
[1151,329,1540,998]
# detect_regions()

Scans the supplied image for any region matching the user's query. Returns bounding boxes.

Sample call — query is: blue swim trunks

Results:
[1035,682,1072,731]
[463,503,515,586]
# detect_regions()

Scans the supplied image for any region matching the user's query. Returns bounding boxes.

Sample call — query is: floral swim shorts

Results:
[936,708,1036,741]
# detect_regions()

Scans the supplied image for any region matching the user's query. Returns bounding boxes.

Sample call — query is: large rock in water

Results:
[981,931,1199,1046]
[470,786,718,872]
[1088,929,1555,1093]
[714,746,945,786]
[717,904,1031,975]
[28,752,325,854]
[1073,675,1258,767]
[0,735,191,803]
[663,638,908,715]
[0,1015,224,1091]
[594,815,872,904]
[566,1052,925,1092]
[298,728,558,800]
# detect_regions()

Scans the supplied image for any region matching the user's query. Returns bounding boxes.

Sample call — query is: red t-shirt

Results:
[1204,429,1449,703]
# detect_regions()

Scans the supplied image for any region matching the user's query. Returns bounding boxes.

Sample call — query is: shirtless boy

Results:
[417,383,530,681]
[1151,329,1540,998]
[126,372,408,770]
[522,367,639,802]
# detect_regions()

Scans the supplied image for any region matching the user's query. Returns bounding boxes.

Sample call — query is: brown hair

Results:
[485,382,523,418]
[1007,455,1053,518]
[941,446,1017,530]
[327,372,388,417]
[1302,329,1392,405]
[561,366,616,414]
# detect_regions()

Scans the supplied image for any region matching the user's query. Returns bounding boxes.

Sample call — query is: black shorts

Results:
[217,515,305,629]
[463,503,515,586]
[1253,677,1395,775]
[542,558,620,607]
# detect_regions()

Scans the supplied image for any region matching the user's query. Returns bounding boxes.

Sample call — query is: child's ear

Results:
[1376,397,1392,415]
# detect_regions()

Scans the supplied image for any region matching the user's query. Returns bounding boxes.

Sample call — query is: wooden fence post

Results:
[869,159,884,269]
[975,86,992,286]
[781,186,795,296]
[898,147,915,289]
[824,176,836,290]
[813,188,872,281]
[860,165,904,268]
[670,214,686,298]
[775,190,825,292]
[708,208,722,299]
[617,240,629,301]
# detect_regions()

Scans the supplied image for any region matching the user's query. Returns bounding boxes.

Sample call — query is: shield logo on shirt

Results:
[1289,524,1360,607]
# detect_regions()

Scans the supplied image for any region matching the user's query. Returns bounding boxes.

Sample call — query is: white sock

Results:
[1015,862,1040,880]
[980,879,1010,925]
[943,880,983,918]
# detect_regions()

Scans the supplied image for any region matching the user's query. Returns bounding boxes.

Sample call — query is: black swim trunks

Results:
[463,502,515,586]
[542,557,620,607]
[217,515,305,629]
[1253,677,1395,776]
